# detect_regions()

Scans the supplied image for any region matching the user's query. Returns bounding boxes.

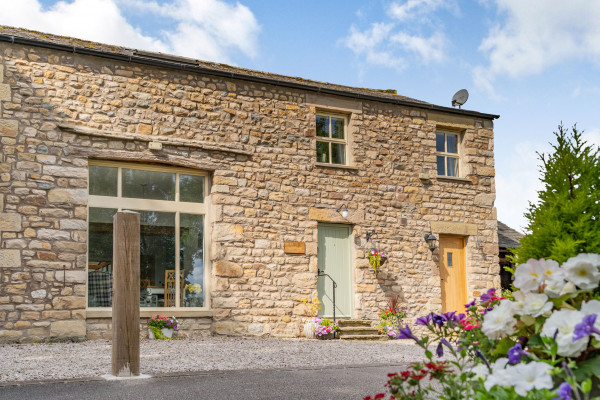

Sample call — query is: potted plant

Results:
[298,297,321,339]
[375,294,407,339]
[366,247,388,274]
[314,317,339,340]
[147,315,179,340]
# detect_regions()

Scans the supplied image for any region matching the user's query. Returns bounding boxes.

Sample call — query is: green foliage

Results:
[513,124,600,264]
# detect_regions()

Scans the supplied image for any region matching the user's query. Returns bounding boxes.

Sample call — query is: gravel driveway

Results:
[0,337,425,383]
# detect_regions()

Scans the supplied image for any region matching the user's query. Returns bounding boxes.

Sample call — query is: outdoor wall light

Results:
[337,204,349,219]
[424,233,437,252]
[366,229,376,242]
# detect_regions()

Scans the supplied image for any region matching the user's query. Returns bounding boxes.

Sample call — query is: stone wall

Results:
[0,40,499,342]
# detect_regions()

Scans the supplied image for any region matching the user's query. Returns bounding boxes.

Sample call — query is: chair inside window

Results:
[164,270,184,307]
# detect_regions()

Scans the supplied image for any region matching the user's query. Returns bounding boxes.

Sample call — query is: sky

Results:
[2,0,600,233]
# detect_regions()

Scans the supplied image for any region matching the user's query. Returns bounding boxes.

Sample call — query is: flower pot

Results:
[148,328,174,339]
[317,332,335,340]
[303,321,316,339]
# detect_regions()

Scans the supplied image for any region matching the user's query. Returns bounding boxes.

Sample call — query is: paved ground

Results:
[0,363,403,400]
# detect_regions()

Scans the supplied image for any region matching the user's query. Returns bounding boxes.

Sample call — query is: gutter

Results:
[0,34,499,120]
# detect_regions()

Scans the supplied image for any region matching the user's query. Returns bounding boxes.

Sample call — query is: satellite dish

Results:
[451,89,469,109]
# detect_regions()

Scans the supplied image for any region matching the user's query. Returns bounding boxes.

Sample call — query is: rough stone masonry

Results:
[0,26,499,342]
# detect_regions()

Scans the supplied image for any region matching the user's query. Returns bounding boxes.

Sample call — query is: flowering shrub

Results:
[366,248,388,274]
[365,253,600,399]
[376,295,407,338]
[297,297,321,318]
[313,317,339,337]
[147,315,179,340]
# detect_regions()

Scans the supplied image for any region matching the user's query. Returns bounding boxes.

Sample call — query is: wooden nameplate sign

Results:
[284,241,305,254]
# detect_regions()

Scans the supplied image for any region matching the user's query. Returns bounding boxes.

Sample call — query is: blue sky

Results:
[3,0,600,232]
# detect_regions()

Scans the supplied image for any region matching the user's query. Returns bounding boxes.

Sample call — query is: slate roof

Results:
[0,25,499,119]
[498,221,524,249]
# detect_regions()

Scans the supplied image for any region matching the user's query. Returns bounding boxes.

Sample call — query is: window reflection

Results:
[122,169,175,201]
[181,214,204,307]
[88,208,117,307]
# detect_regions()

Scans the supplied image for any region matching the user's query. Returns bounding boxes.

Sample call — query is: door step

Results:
[337,319,387,341]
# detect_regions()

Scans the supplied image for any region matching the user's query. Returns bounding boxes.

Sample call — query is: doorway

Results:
[317,224,352,318]
[439,235,467,313]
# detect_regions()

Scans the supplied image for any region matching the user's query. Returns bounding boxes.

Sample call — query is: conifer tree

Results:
[512,124,600,264]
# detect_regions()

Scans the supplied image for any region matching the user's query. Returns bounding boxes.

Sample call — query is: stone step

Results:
[337,319,373,328]
[339,334,388,341]
[338,326,380,336]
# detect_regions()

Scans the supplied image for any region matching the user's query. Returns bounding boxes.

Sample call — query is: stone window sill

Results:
[436,176,472,183]
[315,162,359,171]
[86,308,214,319]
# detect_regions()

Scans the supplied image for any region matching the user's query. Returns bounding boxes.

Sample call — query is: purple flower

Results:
[507,343,530,364]
[552,382,573,400]
[397,325,420,343]
[436,341,444,357]
[480,288,496,302]
[440,337,453,351]
[442,311,456,322]
[474,349,490,369]
[416,313,432,326]
[432,314,444,327]
[573,314,600,342]
[465,299,476,309]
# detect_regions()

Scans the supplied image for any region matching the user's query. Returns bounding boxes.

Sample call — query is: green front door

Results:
[317,224,352,318]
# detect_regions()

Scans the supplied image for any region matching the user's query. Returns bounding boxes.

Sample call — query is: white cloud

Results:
[342,1,452,70]
[388,0,458,22]
[474,0,600,93]
[0,0,260,64]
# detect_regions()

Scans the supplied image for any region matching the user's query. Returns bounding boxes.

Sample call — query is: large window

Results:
[87,162,207,309]
[436,131,460,177]
[316,113,348,165]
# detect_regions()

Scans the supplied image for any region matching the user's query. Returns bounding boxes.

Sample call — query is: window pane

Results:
[316,141,330,163]
[331,143,346,165]
[437,155,445,176]
[180,174,204,203]
[447,157,458,177]
[181,214,204,308]
[331,117,345,139]
[122,168,175,201]
[89,166,117,197]
[316,115,329,137]
[436,132,445,152]
[88,207,118,307]
[446,134,458,154]
[139,211,175,308]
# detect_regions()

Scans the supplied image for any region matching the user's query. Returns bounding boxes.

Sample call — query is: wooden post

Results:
[112,211,140,377]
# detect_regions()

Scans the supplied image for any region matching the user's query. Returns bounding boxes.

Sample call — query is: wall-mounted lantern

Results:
[424,233,437,252]
[337,204,349,219]
[366,229,376,242]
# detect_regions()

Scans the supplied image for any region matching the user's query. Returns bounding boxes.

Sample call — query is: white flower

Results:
[541,309,588,357]
[485,360,553,396]
[482,300,516,340]
[513,258,560,292]
[559,281,577,296]
[511,362,553,396]
[513,291,553,317]
[470,363,490,380]
[562,253,600,290]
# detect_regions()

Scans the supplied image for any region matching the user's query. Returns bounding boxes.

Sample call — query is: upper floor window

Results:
[436,131,460,177]
[316,113,347,165]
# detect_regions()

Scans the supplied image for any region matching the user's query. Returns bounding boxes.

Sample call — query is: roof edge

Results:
[0,33,499,120]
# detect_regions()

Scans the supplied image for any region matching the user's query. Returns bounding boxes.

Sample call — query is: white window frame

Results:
[87,160,210,311]
[315,112,349,166]
[436,130,462,178]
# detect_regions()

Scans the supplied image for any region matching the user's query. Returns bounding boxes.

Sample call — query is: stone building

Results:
[0,26,500,342]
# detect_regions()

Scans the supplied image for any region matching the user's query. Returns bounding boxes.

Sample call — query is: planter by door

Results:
[317,224,352,318]
[317,332,335,340]
[148,328,174,339]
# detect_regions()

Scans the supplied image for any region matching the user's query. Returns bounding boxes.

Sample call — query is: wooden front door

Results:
[317,224,352,318]
[439,235,467,313]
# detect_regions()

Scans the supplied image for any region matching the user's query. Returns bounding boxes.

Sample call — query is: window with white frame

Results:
[87,162,207,309]
[316,113,348,165]
[436,131,461,177]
